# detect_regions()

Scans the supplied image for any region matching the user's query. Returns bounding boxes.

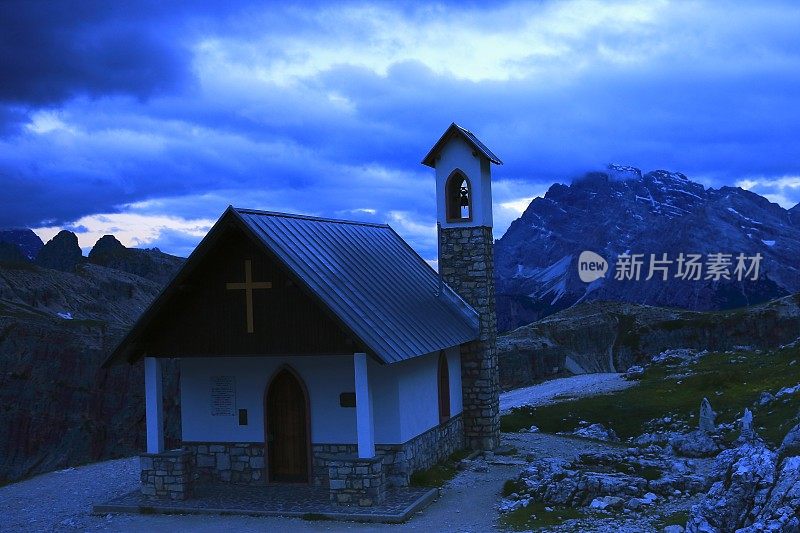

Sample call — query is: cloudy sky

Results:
[2,1,799,261]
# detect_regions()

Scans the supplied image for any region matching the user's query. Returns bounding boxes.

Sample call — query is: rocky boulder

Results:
[687,423,800,532]
[670,431,720,458]
[572,423,621,443]
[624,365,646,380]
[779,423,800,458]
[505,450,708,512]
[699,398,716,433]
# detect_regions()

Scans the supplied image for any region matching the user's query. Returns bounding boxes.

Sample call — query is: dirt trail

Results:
[500,372,635,412]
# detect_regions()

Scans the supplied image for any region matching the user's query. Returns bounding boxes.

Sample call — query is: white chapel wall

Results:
[395,346,463,442]
[180,355,357,444]
[181,354,407,445]
[447,346,464,415]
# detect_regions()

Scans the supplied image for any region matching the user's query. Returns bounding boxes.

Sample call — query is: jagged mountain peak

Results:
[35,230,83,272]
[86,235,183,285]
[495,168,800,331]
[89,234,126,258]
[607,163,642,181]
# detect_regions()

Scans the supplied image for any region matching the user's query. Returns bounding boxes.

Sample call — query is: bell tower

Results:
[422,123,501,451]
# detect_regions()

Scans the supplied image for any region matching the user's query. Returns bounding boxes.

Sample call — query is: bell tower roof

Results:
[421,122,503,168]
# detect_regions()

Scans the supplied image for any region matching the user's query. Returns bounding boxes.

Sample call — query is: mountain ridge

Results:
[494,166,800,331]
[0,235,183,485]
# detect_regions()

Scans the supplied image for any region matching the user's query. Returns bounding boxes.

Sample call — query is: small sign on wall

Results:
[339,392,356,408]
[210,376,236,416]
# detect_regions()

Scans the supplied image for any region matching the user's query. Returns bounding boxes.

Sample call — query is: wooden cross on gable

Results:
[226,260,272,333]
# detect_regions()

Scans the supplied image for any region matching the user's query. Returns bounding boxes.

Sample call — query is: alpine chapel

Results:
[103,123,502,506]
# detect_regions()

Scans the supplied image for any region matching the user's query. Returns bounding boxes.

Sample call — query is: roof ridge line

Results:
[233,207,390,228]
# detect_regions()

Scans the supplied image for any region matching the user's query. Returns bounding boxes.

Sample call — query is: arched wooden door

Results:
[265,368,310,483]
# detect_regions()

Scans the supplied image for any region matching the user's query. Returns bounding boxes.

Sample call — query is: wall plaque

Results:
[339,392,356,408]
[210,376,236,416]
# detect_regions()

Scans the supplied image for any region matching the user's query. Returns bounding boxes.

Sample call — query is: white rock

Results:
[699,398,716,433]
[498,497,531,513]
[589,496,624,510]
[624,365,645,380]
[776,383,800,398]
[757,391,775,406]
[739,408,755,443]
[573,423,621,443]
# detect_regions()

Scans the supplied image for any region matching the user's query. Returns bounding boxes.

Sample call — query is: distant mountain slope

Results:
[88,235,183,285]
[497,293,800,389]
[0,229,43,261]
[0,236,183,485]
[494,166,800,331]
[789,203,800,226]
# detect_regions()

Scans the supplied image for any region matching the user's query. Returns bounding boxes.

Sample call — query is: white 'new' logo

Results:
[578,251,608,283]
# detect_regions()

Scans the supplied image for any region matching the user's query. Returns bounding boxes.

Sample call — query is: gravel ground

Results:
[0,374,668,532]
[0,452,516,532]
[500,373,636,412]
[0,434,615,533]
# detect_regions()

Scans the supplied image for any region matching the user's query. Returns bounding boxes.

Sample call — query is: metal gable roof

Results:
[422,122,503,167]
[232,208,479,364]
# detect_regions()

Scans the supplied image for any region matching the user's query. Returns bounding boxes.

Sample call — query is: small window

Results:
[438,351,450,423]
[446,172,472,222]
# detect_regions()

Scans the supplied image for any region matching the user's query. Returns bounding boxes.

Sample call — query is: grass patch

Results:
[501,346,800,447]
[409,448,470,488]
[639,465,664,481]
[500,502,586,530]
[502,478,527,497]
[449,448,472,462]
[658,510,690,528]
[605,461,663,481]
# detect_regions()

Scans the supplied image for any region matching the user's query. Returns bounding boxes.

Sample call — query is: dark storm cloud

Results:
[2,1,800,258]
[0,1,193,105]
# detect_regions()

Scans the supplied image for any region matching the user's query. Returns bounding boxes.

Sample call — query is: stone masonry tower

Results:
[422,123,501,450]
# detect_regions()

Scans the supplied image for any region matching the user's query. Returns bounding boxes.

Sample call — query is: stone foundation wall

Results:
[324,455,385,506]
[312,444,357,487]
[439,226,500,450]
[183,442,264,484]
[180,414,463,490]
[140,450,192,500]
[312,413,464,488]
